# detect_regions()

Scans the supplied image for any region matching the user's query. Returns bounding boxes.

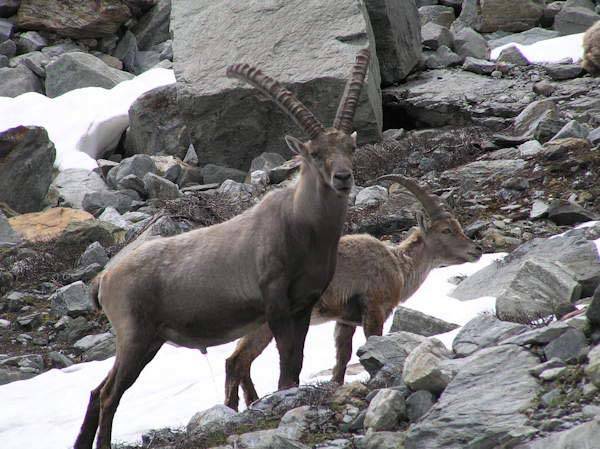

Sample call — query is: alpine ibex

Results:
[582,21,600,76]
[224,175,482,410]
[74,49,371,449]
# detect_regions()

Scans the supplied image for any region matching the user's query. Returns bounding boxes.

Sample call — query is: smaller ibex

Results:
[582,20,600,76]
[224,175,482,410]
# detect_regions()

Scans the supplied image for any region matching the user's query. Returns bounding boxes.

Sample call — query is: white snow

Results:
[490,32,584,64]
[0,253,503,449]
[0,68,175,171]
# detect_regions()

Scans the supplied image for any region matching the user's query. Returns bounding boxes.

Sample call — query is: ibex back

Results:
[224,175,482,410]
[74,49,371,449]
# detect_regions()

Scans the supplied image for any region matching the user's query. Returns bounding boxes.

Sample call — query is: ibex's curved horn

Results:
[226,64,325,140]
[333,48,371,134]
[375,174,450,219]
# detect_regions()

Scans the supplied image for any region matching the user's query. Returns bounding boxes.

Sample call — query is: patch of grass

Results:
[0,239,84,292]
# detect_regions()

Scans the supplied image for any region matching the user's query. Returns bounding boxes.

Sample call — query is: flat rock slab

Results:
[8,207,94,242]
[451,223,600,300]
[404,345,539,449]
[515,418,600,449]
[49,168,110,210]
[453,314,528,357]
[171,0,382,170]
[390,305,459,336]
[441,159,526,190]
[45,52,133,98]
[458,0,544,33]
[16,0,131,39]
[382,69,533,128]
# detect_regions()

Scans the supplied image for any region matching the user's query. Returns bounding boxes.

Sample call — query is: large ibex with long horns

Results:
[74,49,371,449]
[224,175,482,410]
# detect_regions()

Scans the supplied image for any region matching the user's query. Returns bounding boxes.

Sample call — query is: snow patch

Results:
[0,254,503,449]
[490,32,584,64]
[0,68,175,171]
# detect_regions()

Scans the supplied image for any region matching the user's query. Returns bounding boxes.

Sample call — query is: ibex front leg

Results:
[264,282,314,390]
[270,307,312,389]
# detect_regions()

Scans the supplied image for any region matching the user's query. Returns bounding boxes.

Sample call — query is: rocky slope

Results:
[1,0,600,448]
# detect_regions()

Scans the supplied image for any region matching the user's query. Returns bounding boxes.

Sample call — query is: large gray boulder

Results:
[187,404,237,435]
[132,0,171,50]
[45,52,133,98]
[488,27,561,48]
[0,65,43,97]
[49,169,110,210]
[0,0,19,17]
[515,418,600,449]
[402,339,453,394]
[124,84,190,159]
[382,69,532,129]
[364,389,407,431]
[453,27,489,59]
[507,99,560,142]
[171,0,382,170]
[357,332,427,377]
[16,0,131,39]
[50,281,93,317]
[363,0,421,86]
[390,305,459,336]
[495,258,581,322]
[404,345,539,449]
[441,159,526,190]
[458,0,544,32]
[82,189,141,215]
[106,154,158,188]
[452,314,528,357]
[554,4,600,35]
[452,223,600,300]
[419,5,456,28]
[0,126,55,213]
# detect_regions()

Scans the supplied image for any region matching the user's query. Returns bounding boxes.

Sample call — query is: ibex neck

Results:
[291,163,347,241]
[393,230,436,299]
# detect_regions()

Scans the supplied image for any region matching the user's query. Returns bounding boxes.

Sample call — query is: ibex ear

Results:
[416,211,429,232]
[285,135,308,157]
[351,131,357,148]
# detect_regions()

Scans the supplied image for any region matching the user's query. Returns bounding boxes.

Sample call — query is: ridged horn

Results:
[226,64,325,140]
[333,48,371,134]
[375,174,450,219]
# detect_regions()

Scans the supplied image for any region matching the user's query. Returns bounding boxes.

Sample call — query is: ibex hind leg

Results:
[331,322,356,385]
[225,324,274,410]
[94,337,163,449]
[74,372,112,449]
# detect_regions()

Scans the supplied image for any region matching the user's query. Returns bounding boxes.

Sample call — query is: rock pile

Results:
[0,0,172,98]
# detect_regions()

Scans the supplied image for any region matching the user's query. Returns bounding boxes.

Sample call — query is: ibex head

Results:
[227,49,371,195]
[377,175,483,266]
